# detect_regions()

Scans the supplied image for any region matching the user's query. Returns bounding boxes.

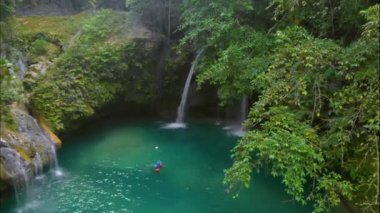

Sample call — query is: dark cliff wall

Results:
[15,0,126,16]
[16,0,80,16]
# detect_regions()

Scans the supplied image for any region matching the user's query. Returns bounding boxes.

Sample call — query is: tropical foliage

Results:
[0,1,378,212]
[0,59,25,130]
[31,10,157,131]
[179,1,379,212]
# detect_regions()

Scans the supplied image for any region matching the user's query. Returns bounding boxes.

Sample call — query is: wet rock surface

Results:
[0,106,58,188]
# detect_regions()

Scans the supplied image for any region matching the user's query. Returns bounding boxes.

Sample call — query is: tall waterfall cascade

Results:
[163,49,204,129]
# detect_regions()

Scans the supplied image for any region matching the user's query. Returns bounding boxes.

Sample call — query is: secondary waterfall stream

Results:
[223,95,248,137]
[15,58,27,79]
[236,94,248,136]
[241,94,248,125]
[0,108,63,209]
[163,49,204,128]
[0,148,30,204]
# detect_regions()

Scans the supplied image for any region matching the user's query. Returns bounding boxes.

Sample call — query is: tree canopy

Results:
[178,1,379,212]
[0,0,378,212]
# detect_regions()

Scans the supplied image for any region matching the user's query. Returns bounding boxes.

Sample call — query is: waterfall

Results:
[163,49,204,129]
[241,95,248,125]
[224,95,248,137]
[15,59,27,79]
[0,108,64,208]
[49,144,63,176]
[33,153,43,176]
[15,109,62,174]
[29,117,63,176]
[0,148,30,204]
[233,94,249,137]
[175,49,204,123]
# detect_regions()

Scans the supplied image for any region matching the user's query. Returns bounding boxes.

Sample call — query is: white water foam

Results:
[16,200,41,213]
[161,122,187,129]
[222,125,246,137]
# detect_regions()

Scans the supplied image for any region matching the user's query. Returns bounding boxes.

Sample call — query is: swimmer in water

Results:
[154,160,163,172]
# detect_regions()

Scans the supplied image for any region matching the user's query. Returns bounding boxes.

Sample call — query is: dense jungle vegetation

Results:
[0,0,379,212]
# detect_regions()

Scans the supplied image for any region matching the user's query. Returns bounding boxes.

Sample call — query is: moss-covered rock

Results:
[37,116,62,147]
[28,10,162,132]
[0,105,60,188]
[16,12,88,43]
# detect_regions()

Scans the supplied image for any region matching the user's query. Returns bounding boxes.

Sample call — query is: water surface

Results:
[2,122,311,212]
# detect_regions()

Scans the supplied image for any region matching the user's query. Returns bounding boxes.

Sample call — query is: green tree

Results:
[179,0,379,212]
[0,0,15,21]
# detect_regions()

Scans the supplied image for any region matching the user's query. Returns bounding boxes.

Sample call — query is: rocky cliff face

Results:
[16,0,79,16]
[0,3,219,194]
[15,0,126,16]
[0,104,59,190]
